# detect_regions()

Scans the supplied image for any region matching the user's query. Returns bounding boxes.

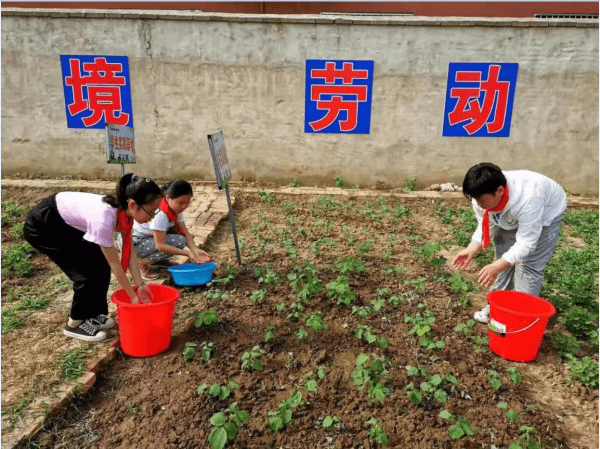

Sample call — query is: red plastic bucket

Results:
[487,290,555,362]
[111,284,180,357]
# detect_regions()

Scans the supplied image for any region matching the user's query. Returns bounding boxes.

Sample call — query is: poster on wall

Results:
[305,59,374,134]
[106,123,136,164]
[60,55,133,129]
[443,62,519,137]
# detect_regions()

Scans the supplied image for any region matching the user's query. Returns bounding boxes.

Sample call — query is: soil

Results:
[2,186,598,449]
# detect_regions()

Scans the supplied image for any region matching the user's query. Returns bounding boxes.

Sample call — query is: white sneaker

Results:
[64,319,108,342]
[90,314,116,331]
[473,304,490,324]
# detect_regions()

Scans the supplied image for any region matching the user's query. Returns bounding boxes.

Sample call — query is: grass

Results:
[57,344,94,381]
[1,295,51,334]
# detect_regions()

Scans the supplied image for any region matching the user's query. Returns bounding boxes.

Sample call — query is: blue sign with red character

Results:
[305,60,374,134]
[443,62,518,137]
[60,55,133,129]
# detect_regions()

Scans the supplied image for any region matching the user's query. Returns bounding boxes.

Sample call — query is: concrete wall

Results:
[2,9,598,193]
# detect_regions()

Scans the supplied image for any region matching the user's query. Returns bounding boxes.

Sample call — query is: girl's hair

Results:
[462,163,507,200]
[162,179,193,199]
[103,174,162,210]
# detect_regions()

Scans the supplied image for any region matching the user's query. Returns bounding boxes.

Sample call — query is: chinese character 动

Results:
[447,65,510,135]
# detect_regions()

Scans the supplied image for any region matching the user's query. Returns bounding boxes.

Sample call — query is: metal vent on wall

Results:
[534,13,598,19]
[321,12,414,17]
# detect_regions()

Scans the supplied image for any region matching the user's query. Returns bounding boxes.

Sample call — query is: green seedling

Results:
[289,178,299,187]
[241,346,266,372]
[507,367,522,385]
[250,289,267,303]
[268,390,304,432]
[297,326,309,340]
[412,242,446,267]
[257,188,274,202]
[201,342,215,363]
[393,205,411,220]
[322,416,340,429]
[183,342,197,361]
[205,288,230,300]
[404,277,426,292]
[438,410,475,439]
[406,368,456,406]
[508,426,541,449]
[208,402,250,449]
[565,355,599,389]
[193,308,219,327]
[404,178,417,192]
[365,417,388,446]
[306,312,328,332]
[326,276,356,306]
[281,202,296,214]
[447,272,474,292]
[287,301,304,321]
[334,176,344,188]
[264,326,275,343]
[352,354,392,403]
[454,320,476,336]
[355,324,378,344]
[506,410,519,423]
[312,238,336,254]
[488,370,502,390]
[336,256,366,274]
[357,239,375,255]
[197,382,232,401]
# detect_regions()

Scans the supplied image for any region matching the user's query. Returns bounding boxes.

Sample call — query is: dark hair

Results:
[103,174,162,210]
[162,179,193,199]
[462,163,507,199]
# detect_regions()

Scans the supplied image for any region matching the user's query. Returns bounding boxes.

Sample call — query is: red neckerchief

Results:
[159,198,185,236]
[117,210,133,272]
[481,185,510,250]
[481,184,508,249]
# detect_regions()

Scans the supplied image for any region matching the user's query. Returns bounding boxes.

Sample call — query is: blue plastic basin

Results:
[168,262,217,286]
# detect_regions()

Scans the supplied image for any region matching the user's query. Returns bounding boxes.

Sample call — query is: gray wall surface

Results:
[2,9,598,193]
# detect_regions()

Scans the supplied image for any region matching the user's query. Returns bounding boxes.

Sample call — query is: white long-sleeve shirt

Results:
[470,170,567,265]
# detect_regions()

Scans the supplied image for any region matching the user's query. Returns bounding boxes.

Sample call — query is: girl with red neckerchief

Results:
[132,179,210,279]
[24,174,162,342]
[453,163,566,324]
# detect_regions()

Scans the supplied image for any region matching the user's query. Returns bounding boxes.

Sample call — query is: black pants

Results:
[24,194,111,320]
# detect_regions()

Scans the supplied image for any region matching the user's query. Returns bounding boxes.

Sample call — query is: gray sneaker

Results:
[64,319,108,342]
[90,314,116,331]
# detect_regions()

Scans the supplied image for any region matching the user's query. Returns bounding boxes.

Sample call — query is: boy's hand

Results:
[478,259,511,288]
[453,248,476,270]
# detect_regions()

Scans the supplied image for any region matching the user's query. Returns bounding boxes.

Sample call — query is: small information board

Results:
[106,123,136,164]
[207,131,232,190]
[207,131,241,266]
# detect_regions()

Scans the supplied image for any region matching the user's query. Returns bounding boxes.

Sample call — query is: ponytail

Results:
[103,173,162,210]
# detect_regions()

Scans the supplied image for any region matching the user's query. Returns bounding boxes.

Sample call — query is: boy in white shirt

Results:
[453,163,567,323]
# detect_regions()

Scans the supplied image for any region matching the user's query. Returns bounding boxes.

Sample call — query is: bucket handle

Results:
[488,318,540,336]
